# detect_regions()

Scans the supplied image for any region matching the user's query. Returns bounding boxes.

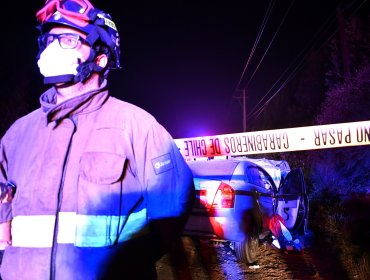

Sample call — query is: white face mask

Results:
[37,40,83,78]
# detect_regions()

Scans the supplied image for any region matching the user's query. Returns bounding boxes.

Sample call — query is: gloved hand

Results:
[0,182,16,203]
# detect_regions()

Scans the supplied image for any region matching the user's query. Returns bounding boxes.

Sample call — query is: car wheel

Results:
[234,234,259,264]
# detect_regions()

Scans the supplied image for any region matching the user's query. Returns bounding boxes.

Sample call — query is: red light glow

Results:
[212,183,235,208]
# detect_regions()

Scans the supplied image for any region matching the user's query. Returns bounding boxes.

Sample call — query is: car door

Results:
[247,165,277,218]
[275,168,309,235]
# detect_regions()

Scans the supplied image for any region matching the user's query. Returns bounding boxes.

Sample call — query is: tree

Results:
[310,7,370,197]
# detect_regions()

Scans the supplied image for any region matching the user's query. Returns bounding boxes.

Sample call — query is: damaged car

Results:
[184,157,309,264]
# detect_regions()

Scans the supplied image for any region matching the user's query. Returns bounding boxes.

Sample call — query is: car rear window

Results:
[187,160,239,180]
[247,166,275,191]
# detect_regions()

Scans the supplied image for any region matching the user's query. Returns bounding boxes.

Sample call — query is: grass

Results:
[309,194,370,280]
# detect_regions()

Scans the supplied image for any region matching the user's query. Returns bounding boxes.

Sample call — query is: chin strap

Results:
[74,61,104,83]
[43,60,104,85]
[44,74,75,85]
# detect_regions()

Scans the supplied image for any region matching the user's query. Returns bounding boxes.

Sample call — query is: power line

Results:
[243,0,295,89]
[246,2,339,121]
[234,0,276,92]
[246,0,368,124]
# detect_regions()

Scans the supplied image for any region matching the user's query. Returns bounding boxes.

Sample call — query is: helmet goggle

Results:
[38,33,89,50]
[36,0,95,27]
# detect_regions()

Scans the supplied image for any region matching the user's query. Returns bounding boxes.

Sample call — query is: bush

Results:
[309,193,370,279]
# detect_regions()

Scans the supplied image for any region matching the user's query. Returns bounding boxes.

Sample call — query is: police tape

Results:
[174,120,370,159]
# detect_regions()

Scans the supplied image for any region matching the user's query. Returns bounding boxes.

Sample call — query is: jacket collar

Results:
[40,80,109,124]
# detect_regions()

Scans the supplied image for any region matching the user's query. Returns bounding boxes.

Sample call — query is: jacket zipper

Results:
[50,118,77,280]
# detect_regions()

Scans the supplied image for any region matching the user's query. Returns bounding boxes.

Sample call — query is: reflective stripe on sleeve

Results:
[11,209,149,248]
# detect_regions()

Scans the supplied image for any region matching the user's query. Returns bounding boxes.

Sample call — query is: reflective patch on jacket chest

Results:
[151,153,173,174]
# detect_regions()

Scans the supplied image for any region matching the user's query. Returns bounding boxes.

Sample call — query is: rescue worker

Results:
[0,0,195,279]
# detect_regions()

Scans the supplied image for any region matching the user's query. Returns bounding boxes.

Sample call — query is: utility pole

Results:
[233,89,247,132]
[242,89,247,132]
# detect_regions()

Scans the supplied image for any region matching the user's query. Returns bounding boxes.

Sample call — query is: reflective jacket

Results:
[0,81,194,279]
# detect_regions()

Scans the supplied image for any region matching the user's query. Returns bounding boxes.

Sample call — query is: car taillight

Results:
[199,189,208,207]
[212,182,235,208]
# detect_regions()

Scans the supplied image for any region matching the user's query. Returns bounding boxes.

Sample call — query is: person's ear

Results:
[95,54,108,68]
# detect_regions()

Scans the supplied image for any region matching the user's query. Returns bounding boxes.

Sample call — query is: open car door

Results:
[275,168,309,235]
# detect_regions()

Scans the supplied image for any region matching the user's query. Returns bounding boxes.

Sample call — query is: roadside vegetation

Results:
[299,26,369,280]
[252,7,370,279]
[309,191,370,279]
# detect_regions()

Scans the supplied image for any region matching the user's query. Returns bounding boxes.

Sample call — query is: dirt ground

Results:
[156,235,357,280]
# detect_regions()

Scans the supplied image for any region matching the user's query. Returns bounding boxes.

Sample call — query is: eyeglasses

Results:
[38,33,89,49]
[36,0,95,25]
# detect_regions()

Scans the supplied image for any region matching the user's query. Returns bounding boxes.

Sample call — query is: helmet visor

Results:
[36,0,95,25]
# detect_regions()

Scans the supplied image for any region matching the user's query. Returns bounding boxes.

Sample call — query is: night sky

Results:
[3,0,364,138]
